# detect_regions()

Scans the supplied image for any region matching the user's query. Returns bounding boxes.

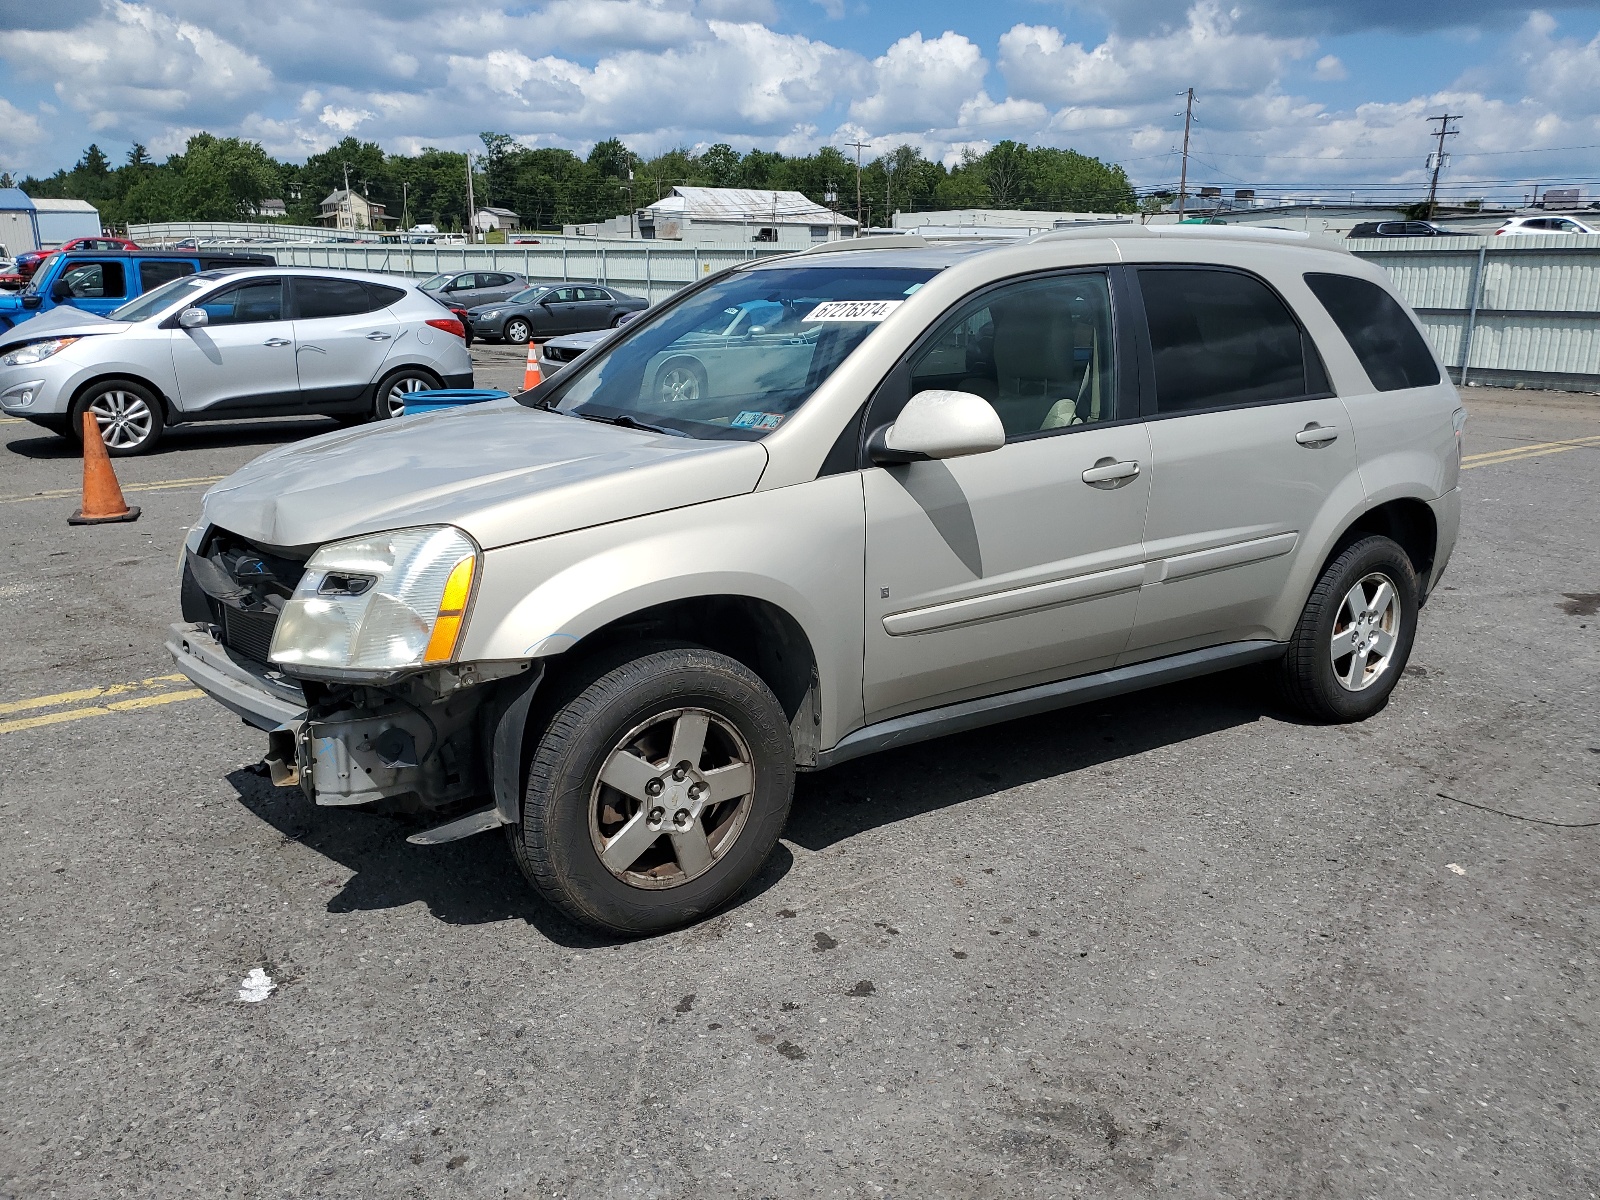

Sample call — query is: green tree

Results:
[586,137,635,180]
[173,133,281,220]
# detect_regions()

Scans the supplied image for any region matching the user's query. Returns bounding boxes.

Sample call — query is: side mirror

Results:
[178,307,209,329]
[869,390,1005,464]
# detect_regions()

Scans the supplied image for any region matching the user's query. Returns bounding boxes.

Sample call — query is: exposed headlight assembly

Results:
[270,525,479,675]
[1,337,78,366]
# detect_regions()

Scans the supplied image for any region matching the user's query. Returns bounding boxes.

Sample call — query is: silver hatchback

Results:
[0,267,474,454]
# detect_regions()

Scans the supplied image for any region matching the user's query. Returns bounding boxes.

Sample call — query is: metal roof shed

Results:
[0,189,39,255]
[33,197,102,245]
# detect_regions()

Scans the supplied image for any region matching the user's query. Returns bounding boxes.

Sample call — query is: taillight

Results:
[426,317,465,339]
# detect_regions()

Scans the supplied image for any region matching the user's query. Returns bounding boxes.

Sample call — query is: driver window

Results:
[909,272,1117,437]
[199,279,285,325]
[60,261,127,299]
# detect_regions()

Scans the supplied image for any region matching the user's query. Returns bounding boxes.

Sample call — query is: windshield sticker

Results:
[732,410,785,430]
[803,299,904,323]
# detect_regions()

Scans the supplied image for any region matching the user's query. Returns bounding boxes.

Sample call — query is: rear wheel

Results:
[70,380,165,456]
[373,367,441,420]
[1280,535,1418,722]
[508,645,795,936]
[504,318,531,345]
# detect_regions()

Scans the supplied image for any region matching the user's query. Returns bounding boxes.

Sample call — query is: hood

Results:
[0,306,126,347]
[201,399,769,551]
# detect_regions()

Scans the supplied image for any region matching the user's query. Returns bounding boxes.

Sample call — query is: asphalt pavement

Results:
[1,373,1596,1199]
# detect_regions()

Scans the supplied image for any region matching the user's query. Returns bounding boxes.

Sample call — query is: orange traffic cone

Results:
[68,410,140,525]
[522,343,543,391]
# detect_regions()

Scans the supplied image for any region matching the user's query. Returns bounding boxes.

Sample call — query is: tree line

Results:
[12,132,1138,232]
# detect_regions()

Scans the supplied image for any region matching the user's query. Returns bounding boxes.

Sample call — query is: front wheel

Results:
[1280,534,1419,722]
[509,645,795,936]
[504,318,531,345]
[70,380,165,456]
[373,367,441,420]
[651,357,707,404]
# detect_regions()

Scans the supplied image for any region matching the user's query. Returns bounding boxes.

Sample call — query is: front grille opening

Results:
[187,529,309,667]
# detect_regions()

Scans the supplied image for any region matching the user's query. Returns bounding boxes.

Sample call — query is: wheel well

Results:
[1326,498,1438,590]
[69,373,175,423]
[547,595,821,752]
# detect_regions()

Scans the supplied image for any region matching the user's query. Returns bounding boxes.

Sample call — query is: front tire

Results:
[70,380,165,456]
[1280,534,1418,722]
[373,367,441,420]
[504,318,531,345]
[651,357,707,404]
[509,645,795,936]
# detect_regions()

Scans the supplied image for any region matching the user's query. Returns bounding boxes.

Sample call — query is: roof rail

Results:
[791,233,928,256]
[1030,223,1313,246]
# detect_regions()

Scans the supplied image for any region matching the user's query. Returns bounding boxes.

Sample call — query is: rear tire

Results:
[69,380,165,456]
[372,367,441,421]
[1280,535,1418,722]
[508,644,795,936]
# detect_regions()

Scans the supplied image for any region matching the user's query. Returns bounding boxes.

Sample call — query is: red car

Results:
[13,235,139,279]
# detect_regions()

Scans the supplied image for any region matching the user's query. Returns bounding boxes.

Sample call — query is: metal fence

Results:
[129,220,386,245]
[1349,235,1600,391]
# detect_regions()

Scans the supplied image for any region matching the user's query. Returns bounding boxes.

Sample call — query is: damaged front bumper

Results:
[168,621,542,839]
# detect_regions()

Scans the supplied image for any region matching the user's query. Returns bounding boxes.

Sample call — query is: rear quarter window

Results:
[1303,273,1440,392]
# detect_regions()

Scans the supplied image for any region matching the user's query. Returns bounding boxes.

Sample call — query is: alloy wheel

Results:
[588,707,756,889]
[1330,571,1401,692]
[383,374,431,418]
[88,390,154,450]
[657,367,701,403]
[505,319,530,344]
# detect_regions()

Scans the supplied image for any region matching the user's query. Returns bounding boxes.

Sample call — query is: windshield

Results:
[541,263,937,439]
[108,276,211,322]
[507,286,550,304]
[419,274,449,292]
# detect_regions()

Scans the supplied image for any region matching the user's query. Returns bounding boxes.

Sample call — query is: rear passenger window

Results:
[1303,273,1440,391]
[59,261,127,299]
[295,277,380,318]
[1137,268,1317,413]
[140,260,195,291]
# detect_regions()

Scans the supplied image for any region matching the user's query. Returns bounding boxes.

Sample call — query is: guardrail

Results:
[1349,235,1600,391]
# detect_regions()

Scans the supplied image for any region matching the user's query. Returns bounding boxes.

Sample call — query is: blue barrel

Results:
[402,388,512,416]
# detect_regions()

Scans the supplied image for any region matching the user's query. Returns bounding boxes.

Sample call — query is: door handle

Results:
[1081,457,1141,488]
[1296,423,1339,447]
[365,331,392,341]
[263,337,291,347]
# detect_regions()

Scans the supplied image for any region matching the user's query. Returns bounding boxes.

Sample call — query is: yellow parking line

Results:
[0,475,224,504]
[1462,433,1600,468]
[0,417,23,425]
[0,689,204,734]
[0,673,190,716]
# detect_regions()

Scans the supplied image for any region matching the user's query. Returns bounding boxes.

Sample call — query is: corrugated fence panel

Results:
[1352,235,1600,388]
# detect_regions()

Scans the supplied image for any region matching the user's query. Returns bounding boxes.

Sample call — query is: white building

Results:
[567,186,858,247]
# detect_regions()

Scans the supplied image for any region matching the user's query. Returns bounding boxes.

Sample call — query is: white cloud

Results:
[0,97,47,166]
[850,32,989,131]
[1313,54,1347,80]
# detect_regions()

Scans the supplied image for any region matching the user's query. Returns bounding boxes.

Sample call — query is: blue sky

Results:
[2,0,1598,204]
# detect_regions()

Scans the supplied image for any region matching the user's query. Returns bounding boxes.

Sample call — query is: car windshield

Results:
[418,274,450,292]
[539,263,938,439]
[507,286,550,304]
[108,276,211,322]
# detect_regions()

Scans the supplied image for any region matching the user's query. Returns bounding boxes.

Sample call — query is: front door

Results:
[291,276,399,410]
[1124,265,1363,658]
[863,269,1151,722]
[542,287,584,334]
[52,259,131,317]
[170,277,300,415]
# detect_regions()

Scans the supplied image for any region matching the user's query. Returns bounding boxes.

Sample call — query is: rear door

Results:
[169,277,300,415]
[1124,265,1362,659]
[290,276,401,412]
[51,259,131,316]
[477,272,521,303]
[136,258,196,297]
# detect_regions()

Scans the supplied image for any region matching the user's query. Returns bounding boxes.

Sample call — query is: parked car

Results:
[1348,221,1447,238]
[1494,215,1599,236]
[417,270,527,308]
[446,303,475,348]
[0,249,275,332]
[167,226,1463,936]
[534,314,643,378]
[468,283,649,343]
[0,266,472,454]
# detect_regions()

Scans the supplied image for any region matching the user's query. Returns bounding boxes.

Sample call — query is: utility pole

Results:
[1175,88,1195,219]
[1424,113,1461,218]
[400,181,409,234]
[846,138,869,229]
[464,150,477,243]
[341,161,352,230]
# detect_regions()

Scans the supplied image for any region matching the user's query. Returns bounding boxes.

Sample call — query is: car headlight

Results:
[269,525,479,674]
[1,337,78,366]
[479,310,500,320]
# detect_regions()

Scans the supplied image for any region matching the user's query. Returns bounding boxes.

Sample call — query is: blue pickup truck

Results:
[0,249,276,332]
